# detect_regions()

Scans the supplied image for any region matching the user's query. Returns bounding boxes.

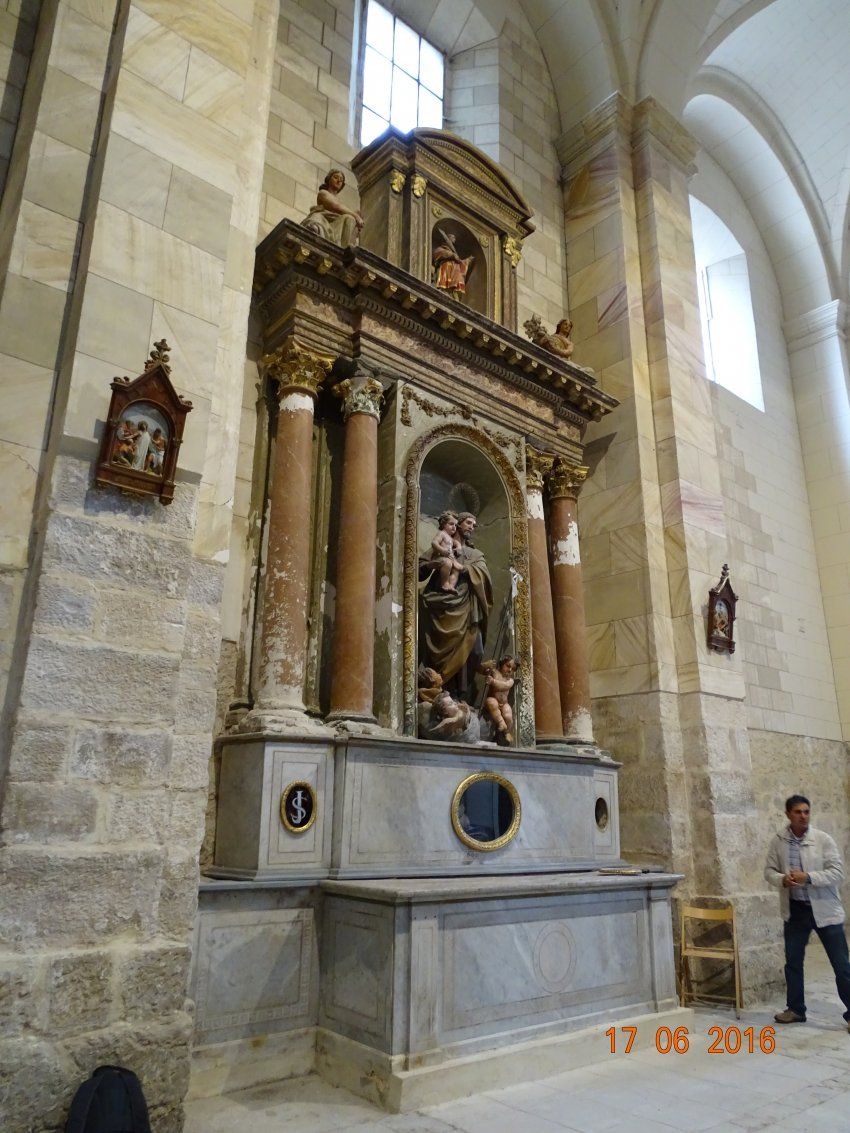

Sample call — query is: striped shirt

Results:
[788,833,810,903]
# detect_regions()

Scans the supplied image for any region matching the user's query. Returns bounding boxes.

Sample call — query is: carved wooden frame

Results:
[707,564,738,655]
[95,340,192,505]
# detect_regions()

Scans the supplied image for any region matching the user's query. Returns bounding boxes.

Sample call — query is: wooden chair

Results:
[679,902,742,1018]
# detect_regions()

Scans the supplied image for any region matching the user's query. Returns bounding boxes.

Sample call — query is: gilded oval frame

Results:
[279,780,318,835]
[451,771,521,852]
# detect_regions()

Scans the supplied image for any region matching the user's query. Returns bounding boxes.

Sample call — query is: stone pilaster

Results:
[526,449,563,744]
[327,371,384,725]
[249,339,333,727]
[547,460,593,743]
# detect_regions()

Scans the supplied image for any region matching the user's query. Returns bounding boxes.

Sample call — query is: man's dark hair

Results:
[785,794,810,811]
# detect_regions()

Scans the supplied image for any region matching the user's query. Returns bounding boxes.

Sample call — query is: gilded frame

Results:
[451,771,521,852]
[279,780,318,835]
[401,421,533,744]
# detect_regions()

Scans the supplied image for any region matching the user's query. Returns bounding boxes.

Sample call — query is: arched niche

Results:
[402,424,533,745]
[430,218,487,316]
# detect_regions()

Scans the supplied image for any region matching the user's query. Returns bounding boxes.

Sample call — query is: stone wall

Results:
[0,1,278,1129]
[692,155,842,740]
[0,0,40,196]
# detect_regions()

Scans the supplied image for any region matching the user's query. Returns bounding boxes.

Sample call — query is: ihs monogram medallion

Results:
[280,781,317,834]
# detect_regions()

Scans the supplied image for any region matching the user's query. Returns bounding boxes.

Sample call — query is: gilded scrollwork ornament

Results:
[547,459,588,499]
[503,235,523,267]
[411,174,427,198]
[333,375,385,421]
[389,170,406,194]
[525,449,555,492]
[260,339,334,399]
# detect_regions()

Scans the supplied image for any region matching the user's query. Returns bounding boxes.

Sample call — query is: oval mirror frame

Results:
[451,771,521,852]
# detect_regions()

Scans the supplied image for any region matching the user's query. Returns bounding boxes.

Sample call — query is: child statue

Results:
[300,169,364,247]
[480,656,518,745]
[430,510,462,592]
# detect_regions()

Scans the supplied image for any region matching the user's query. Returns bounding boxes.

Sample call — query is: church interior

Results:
[0,1,848,1130]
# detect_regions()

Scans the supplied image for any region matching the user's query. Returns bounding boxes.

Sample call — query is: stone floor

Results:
[185,953,850,1133]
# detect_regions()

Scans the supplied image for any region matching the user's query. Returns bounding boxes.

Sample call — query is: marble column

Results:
[328,372,385,723]
[526,450,564,744]
[547,459,593,743]
[252,339,333,722]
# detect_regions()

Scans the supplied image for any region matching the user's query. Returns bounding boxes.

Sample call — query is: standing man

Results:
[764,795,850,1030]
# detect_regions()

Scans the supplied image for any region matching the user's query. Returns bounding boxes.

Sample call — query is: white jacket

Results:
[764,825,846,927]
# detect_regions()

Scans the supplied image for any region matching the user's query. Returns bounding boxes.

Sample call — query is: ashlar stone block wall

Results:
[0,0,40,195]
[0,1,278,1129]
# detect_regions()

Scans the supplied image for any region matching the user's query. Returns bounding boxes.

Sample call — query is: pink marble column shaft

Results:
[328,375,384,721]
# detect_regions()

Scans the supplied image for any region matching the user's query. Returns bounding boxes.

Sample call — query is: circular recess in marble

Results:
[279,781,317,834]
[451,771,521,852]
[532,923,577,992]
[595,796,609,831]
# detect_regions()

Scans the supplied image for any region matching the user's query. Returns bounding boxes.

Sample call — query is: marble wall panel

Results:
[320,897,395,1049]
[332,741,613,877]
[193,904,317,1043]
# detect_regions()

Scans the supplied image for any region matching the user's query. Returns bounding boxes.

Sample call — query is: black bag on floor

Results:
[65,1065,152,1133]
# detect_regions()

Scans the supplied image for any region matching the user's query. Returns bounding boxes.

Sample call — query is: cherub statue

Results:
[430,510,461,592]
[300,169,364,247]
[480,656,518,746]
[429,691,474,738]
[417,666,444,704]
[523,314,574,359]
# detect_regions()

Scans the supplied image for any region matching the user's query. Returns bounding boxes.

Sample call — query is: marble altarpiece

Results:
[195,131,683,1110]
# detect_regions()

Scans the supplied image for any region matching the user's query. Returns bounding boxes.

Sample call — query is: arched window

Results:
[689,197,764,411]
[359,0,444,145]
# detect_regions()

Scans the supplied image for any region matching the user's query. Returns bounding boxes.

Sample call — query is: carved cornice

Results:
[525,449,555,492]
[333,375,384,421]
[260,338,333,399]
[784,299,847,351]
[253,222,618,429]
[547,459,589,500]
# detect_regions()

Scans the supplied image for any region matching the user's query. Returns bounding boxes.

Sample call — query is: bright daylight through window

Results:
[360,0,444,145]
[689,196,764,412]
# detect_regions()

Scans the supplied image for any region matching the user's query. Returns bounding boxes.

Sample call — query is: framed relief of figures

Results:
[707,564,738,654]
[95,339,192,505]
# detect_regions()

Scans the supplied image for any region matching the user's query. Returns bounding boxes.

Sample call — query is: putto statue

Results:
[432,230,474,300]
[480,656,519,746]
[430,510,462,592]
[523,313,574,359]
[300,169,364,247]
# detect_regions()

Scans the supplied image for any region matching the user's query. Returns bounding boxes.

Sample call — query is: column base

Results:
[232,706,334,738]
[326,712,391,738]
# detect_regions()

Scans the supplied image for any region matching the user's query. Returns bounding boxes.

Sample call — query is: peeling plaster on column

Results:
[552,520,581,566]
[391,602,402,615]
[213,548,230,564]
[280,392,314,414]
[527,489,544,520]
[375,573,393,638]
[565,705,594,742]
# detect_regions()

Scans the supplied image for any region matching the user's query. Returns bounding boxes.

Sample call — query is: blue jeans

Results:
[784,899,850,1020]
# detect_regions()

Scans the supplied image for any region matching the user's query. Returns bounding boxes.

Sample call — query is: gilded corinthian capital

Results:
[260,339,334,399]
[525,448,555,492]
[547,459,589,499]
[333,375,385,421]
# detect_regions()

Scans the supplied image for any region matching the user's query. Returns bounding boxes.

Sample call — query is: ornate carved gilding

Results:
[260,338,334,399]
[547,459,589,500]
[402,424,534,746]
[411,174,427,197]
[333,376,384,421]
[400,387,523,469]
[525,449,555,493]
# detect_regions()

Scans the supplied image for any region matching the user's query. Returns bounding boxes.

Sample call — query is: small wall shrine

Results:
[197,130,683,1111]
[95,339,192,505]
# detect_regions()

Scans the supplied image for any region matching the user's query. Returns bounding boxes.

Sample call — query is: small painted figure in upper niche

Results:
[481,656,518,746]
[300,169,364,247]
[524,313,574,359]
[432,229,474,299]
[430,510,462,592]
